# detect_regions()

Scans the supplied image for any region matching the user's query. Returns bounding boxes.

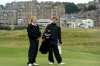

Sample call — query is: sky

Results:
[0,0,94,5]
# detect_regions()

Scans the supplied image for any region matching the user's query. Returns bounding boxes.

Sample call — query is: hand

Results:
[58,43,61,46]
[36,38,40,40]
[42,39,45,41]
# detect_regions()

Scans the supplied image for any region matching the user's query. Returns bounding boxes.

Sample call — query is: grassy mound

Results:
[0,28,100,66]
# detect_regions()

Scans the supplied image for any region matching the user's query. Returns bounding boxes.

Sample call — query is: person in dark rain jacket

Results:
[42,17,65,65]
[27,16,41,66]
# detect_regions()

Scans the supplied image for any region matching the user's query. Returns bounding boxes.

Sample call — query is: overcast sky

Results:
[0,0,94,5]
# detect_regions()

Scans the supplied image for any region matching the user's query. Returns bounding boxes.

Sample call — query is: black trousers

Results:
[27,39,39,64]
[48,44,62,63]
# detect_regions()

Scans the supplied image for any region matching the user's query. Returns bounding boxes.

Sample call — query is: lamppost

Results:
[36,5,40,19]
[65,14,67,27]
[58,16,60,27]
[95,13,99,28]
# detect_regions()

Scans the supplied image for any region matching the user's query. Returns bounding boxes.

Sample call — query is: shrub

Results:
[0,25,11,30]
[14,26,27,30]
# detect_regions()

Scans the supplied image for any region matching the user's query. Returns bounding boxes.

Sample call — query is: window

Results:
[22,5,25,8]
[53,12,56,15]
[54,6,57,8]
[41,9,43,11]
[51,12,53,15]
[45,12,47,14]
[4,14,7,16]
[42,12,43,15]
[31,12,32,15]
[54,9,56,12]
[31,9,32,12]
[34,12,36,15]
[13,3,16,6]
[51,9,53,11]
[35,9,36,11]
[4,17,7,19]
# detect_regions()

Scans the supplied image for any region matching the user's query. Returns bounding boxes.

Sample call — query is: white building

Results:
[37,19,51,27]
[67,17,76,28]
[67,22,76,28]
[81,19,94,28]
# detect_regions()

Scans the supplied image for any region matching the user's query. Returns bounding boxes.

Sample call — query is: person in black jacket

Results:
[42,17,65,65]
[27,16,41,66]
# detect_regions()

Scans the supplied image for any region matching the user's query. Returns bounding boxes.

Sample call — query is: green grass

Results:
[0,46,100,66]
[0,28,100,66]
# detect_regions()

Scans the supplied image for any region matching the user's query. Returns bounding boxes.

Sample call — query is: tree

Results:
[84,6,88,12]
[88,5,96,11]
[84,5,96,12]
[63,2,79,14]
[0,4,5,9]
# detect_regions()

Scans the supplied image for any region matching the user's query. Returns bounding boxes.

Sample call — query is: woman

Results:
[42,17,65,65]
[27,16,41,66]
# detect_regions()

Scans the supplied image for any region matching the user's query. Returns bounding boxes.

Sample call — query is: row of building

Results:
[0,0,65,26]
[0,0,100,28]
[59,9,100,28]
[77,0,100,10]
[57,0,100,28]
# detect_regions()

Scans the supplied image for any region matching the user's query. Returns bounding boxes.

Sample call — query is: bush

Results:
[0,25,12,30]
[14,26,27,30]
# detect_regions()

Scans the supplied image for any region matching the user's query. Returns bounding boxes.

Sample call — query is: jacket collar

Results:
[51,23,56,26]
[31,23,37,26]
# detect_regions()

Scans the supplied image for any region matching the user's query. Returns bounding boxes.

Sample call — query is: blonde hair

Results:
[30,16,37,23]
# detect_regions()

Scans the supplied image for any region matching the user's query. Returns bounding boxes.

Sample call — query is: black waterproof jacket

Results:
[42,23,62,44]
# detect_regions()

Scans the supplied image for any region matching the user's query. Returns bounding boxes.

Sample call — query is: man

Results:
[42,17,65,65]
[27,16,41,66]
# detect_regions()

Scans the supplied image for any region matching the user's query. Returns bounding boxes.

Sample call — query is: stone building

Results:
[0,0,65,25]
[5,2,28,25]
[0,9,17,25]
[88,0,100,8]
[85,11,95,19]
[26,1,65,23]
[94,9,100,27]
